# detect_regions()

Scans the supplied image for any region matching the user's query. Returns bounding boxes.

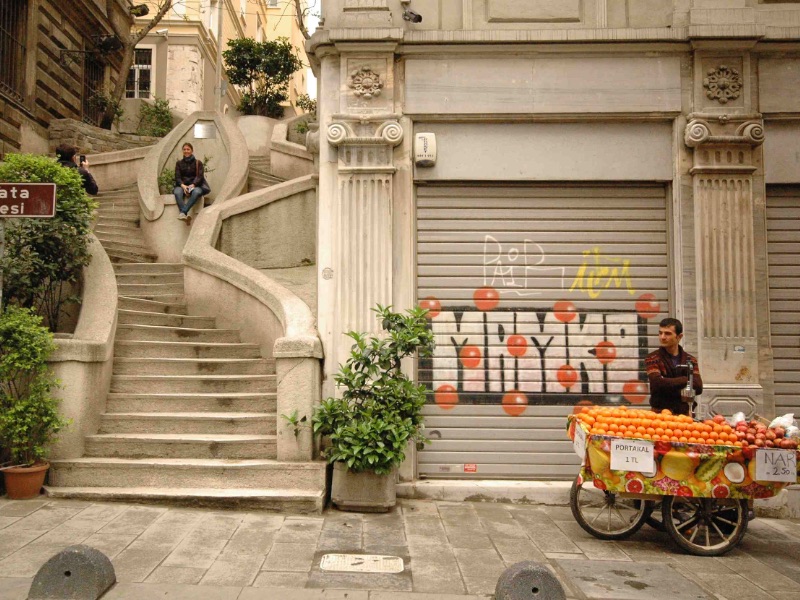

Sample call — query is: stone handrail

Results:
[270,116,315,180]
[48,235,117,459]
[138,111,249,221]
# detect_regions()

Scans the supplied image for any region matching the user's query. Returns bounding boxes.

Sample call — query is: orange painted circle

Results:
[419,297,441,318]
[595,341,617,365]
[502,391,528,416]
[635,293,660,320]
[434,385,459,409]
[473,287,500,311]
[554,300,577,323]
[507,335,528,357]
[459,345,482,369]
[622,380,648,404]
[557,364,578,390]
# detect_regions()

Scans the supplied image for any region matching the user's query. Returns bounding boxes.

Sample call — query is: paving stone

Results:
[3,507,83,533]
[99,506,168,535]
[406,552,465,595]
[0,500,49,517]
[145,566,206,584]
[240,588,369,600]
[163,534,228,569]
[201,554,264,586]
[0,543,67,577]
[241,513,285,529]
[712,554,800,591]
[573,539,633,562]
[0,576,33,600]
[79,533,137,560]
[492,537,548,565]
[104,582,243,599]
[27,524,96,548]
[112,541,175,583]
[317,528,363,552]
[0,517,21,530]
[251,570,310,588]
[372,594,491,600]
[0,529,46,560]
[221,523,277,557]
[136,510,202,545]
[307,569,412,591]
[261,542,317,572]
[399,500,440,515]
[274,517,324,544]
[72,503,130,524]
[555,559,711,600]
[453,548,507,580]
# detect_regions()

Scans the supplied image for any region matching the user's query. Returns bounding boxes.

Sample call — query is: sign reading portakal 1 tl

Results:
[0,183,57,217]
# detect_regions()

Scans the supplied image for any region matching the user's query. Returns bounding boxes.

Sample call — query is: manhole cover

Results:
[320,554,404,574]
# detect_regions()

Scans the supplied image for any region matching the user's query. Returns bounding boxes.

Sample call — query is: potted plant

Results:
[312,305,435,512]
[0,307,68,499]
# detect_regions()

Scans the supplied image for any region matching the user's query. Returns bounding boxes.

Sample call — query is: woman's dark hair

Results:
[55,144,78,161]
[182,142,194,152]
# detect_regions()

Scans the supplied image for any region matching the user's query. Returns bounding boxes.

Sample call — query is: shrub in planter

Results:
[0,307,68,498]
[313,305,434,509]
[0,154,97,332]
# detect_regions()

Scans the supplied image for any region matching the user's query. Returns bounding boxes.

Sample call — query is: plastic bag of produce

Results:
[785,425,800,440]
[728,412,747,426]
[769,413,796,429]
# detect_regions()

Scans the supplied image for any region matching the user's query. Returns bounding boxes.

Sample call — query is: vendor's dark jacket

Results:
[645,346,703,415]
[174,155,205,187]
[57,158,98,195]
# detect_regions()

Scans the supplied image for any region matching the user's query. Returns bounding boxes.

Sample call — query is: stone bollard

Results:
[28,545,116,600]
[495,561,566,600]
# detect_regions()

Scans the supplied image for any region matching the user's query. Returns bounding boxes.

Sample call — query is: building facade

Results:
[0,0,134,157]
[264,0,310,114]
[310,0,800,480]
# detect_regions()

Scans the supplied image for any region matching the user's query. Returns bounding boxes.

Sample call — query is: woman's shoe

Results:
[185,215,192,226]
[177,212,187,220]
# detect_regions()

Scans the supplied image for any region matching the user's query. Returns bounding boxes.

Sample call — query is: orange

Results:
[643,433,652,439]
[688,437,698,444]
[670,436,679,442]
[679,436,688,443]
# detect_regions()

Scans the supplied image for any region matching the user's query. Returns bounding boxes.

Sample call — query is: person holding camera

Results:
[55,144,99,195]
[645,317,703,416]
[173,142,210,226]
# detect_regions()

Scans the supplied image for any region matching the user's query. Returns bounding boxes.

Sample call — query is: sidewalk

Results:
[1,495,799,600]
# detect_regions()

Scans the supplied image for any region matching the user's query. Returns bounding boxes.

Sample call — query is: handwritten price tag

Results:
[610,439,655,474]
[573,424,586,464]
[755,448,797,483]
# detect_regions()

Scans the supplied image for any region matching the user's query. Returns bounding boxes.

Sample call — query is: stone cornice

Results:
[327,119,404,148]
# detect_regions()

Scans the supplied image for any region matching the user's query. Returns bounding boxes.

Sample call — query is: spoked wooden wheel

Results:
[662,496,748,556]
[570,476,651,540]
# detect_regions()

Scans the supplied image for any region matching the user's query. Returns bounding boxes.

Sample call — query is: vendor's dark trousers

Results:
[174,186,205,215]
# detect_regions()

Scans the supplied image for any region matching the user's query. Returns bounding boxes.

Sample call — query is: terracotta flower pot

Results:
[2,463,49,500]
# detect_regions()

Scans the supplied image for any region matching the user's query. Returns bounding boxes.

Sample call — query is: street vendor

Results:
[645,317,703,416]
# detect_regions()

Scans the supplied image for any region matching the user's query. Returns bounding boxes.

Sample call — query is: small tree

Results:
[137,96,174,137]
[0,154,97,331]
[223,37,304,118]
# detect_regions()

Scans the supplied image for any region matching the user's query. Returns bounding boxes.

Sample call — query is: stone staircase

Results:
[93,185,157,263]
[248,155,285,191]
[48,185,326,512]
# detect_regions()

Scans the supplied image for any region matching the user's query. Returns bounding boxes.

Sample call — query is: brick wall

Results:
[48,119,159,155]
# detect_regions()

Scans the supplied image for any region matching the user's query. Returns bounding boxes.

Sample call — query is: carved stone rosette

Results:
[702,66,743,105]
[683,117,764,412]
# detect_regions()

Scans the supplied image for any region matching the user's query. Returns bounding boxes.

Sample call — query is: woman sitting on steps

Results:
[173,142,210,226]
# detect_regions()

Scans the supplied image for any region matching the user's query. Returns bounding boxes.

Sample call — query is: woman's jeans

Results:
[174,186,205,215]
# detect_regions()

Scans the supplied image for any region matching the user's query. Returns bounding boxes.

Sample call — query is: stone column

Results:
[684,116,765,417]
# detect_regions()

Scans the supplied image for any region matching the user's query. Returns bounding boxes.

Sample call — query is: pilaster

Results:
[684,115,765,417]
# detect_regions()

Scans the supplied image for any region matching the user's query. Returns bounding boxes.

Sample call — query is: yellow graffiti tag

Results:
[569,247,636,299]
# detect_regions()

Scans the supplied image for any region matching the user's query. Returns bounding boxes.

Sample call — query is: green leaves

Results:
[312,305,435,475]
[0,154,97,331]
[223,37,304,118]
[137,96,173,137]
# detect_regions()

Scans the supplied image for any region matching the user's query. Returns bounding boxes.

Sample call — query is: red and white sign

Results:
[464,463,478,473]
[0,184,56,218]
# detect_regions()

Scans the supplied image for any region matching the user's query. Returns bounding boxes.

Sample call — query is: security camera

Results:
[155,28,168,35]
[403,9,422,23]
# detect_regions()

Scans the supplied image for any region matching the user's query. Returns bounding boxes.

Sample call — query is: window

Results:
[82,55,105,126]
[126,48,154,99]
[0,0,28,102]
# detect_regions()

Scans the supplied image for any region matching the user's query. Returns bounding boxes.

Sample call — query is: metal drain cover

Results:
[320,554,404,574]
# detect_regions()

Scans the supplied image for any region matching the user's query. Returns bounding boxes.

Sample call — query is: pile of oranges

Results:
[575,406,740,446]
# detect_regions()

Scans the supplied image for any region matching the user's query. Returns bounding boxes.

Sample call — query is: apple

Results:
[754,438,765,447]
[765,440,775,448]
[773,427,785,439]
[766,430,777,441]
[746,433,756,444]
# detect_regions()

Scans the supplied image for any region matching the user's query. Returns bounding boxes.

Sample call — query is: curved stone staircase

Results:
[248,155,284,191]
[48,169,325,512]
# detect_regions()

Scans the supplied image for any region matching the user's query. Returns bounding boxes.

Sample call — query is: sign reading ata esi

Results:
[0,183,57,218]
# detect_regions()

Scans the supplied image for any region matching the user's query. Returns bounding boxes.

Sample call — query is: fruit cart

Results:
[567,408,800,556]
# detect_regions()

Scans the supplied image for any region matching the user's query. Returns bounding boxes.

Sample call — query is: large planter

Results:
[2,463,49,500]
[331,462,396,513]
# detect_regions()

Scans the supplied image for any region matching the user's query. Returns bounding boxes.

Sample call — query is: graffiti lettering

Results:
[483,236,565,297]
[569,247,636,299]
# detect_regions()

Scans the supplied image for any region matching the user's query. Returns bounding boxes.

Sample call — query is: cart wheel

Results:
[570,476,651,540]
[661,496,748,556]
[632,499,666,532]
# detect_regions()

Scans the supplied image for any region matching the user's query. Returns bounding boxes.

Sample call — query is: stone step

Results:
[114,263,183,274]
[115,273,184,285]
[116,309,213,328]
[95,215,139,227]
[48,458,327,492]
[43,486,324,513]
[114,340,261,359]
[94,224,142,236]
[249,174,284,185]
[113,357,273,376]
[98,412,276,435]
[84,433,277,459]
[105,248,158,263]
[96,236,151,251]
[105,392,277,414]
[117,296,187,314]
[94,232,149,246]
[96,208,141,219]
[115,292,186,302]
[117,282,186,296]
[115,324,239,343]
[109,374,275,393]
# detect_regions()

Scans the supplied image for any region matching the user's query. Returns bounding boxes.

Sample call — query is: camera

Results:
[403,9,422,23]
[79,155,86,165]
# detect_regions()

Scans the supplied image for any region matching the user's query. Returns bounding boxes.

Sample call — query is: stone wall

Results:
[166,45,204,117]
[49,119,159,155]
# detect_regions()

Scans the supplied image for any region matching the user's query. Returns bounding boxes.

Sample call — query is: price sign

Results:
[755,448,797,483]
[573,424,587,462]
[610,439,655,474]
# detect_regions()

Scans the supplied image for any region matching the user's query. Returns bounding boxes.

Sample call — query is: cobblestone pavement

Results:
[0,496,799,599]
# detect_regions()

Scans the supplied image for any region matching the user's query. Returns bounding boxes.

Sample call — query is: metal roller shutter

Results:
[767,186,800,416]
[416,184,670,479]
